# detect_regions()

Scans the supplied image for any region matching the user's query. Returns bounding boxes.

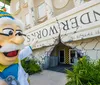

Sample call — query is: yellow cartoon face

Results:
[0,24,25,66]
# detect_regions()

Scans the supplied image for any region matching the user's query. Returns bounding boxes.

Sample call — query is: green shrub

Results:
[21,58,41,75]
[66,56,100,85]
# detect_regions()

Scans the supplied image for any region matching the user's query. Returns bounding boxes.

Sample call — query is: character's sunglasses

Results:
[0,32,26,36]
[0,28,26,36]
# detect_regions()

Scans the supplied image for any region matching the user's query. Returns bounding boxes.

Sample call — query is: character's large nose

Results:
[9,36,25,45]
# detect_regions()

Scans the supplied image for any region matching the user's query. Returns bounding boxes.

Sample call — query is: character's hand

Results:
[30,40,38,50]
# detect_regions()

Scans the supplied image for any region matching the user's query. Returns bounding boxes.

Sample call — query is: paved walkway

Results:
[29,70,67,85]
[47,64,72,73]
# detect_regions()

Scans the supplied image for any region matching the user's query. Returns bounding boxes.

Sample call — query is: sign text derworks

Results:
[25,3,100,44]
[61,10,100,31]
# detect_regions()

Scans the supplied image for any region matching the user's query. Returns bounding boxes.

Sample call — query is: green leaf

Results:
[66,56,100,85]
[0,0,11,5]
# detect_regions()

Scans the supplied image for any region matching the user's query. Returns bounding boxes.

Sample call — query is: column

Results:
[27,0,36,27]
[44,0,54,19]
[73,0,85,7]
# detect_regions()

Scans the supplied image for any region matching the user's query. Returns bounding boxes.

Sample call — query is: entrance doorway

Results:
[59,50,65,64]
[69,49,78,65]
[50,42,71,67]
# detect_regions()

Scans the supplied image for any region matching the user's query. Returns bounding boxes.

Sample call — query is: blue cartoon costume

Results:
[0,64,18,79]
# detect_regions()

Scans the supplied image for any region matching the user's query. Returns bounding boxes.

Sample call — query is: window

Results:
[38,3,46,19]
[24,0,27,3]
[25,14,30,25]
[16,1,19,11]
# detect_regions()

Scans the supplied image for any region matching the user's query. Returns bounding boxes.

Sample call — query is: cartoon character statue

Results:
[0,10,36,85]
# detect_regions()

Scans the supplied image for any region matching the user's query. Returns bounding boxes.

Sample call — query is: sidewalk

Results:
[29,70,67,85]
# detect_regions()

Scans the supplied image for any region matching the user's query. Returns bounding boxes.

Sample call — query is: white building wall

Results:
[65,37,100,60]
[31,46,54,68]
[23,0,100,60]
[21,0,100,66]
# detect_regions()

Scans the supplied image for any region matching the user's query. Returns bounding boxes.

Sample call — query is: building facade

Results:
[10,0,100,68]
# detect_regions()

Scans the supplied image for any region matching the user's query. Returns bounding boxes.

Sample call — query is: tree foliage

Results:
[21,58,42,75]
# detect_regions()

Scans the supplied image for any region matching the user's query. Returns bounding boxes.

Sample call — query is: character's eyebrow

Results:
[3,28,14,31]
[16,30,22,32]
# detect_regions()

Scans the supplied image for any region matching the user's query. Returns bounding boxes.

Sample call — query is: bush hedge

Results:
[21,58,41,75]
[66,56,100,85]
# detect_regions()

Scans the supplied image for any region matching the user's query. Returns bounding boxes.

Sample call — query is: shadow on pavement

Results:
[47,64,73,73]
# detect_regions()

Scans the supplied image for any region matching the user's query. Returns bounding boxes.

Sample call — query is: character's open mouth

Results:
[3,50,18,57]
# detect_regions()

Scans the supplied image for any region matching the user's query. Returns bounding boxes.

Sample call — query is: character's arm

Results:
[18,46,32,60]
[19,41,37,60]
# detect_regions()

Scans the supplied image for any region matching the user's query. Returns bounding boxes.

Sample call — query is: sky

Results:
[0,1,10,13]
